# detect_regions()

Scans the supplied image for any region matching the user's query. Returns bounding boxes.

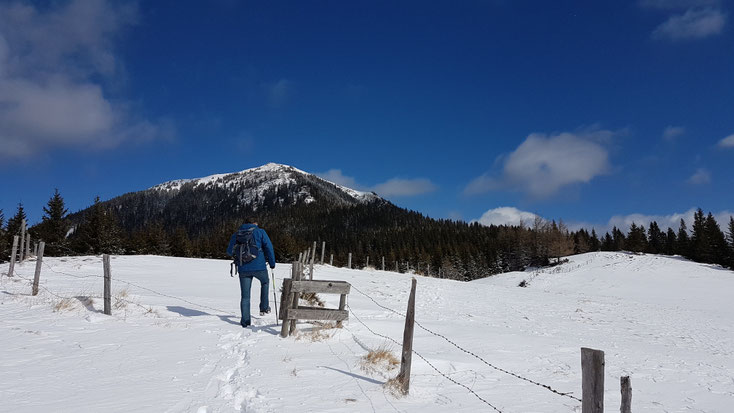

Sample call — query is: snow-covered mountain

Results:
[149,162,381,209]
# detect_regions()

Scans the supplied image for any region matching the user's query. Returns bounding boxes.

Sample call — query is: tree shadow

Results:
[318,366,384,385]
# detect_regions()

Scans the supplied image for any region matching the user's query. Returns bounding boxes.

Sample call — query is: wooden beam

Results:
[284,308,348,321]
[290,280,351,295]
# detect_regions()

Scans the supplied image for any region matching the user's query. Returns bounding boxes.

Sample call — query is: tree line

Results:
[2,189,733,281]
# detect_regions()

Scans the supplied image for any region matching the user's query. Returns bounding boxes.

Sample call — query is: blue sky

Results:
[1,0,733,232]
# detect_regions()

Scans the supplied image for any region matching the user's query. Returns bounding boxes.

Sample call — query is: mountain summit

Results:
[149,162,381,209]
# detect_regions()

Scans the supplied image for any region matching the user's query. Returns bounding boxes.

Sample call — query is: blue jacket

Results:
[226,224,276,273]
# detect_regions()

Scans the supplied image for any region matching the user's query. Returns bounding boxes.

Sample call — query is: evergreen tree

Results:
[676,219,690,257]
[647,221,664,254]
[38,189,70,256]
[74,196,123,254]
[690,208,708,261]
[0,209,6,262]
[705,213,727,266]
[589,229,600,251]
[664,227,676,255]
[727,216,734,269]
[601,232,615,251]
[6,203,27,240]
[626,222,647,253]
[169,227,193,257]
[612,226,626,251]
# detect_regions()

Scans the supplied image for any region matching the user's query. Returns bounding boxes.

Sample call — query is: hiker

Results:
[226,217,276,328]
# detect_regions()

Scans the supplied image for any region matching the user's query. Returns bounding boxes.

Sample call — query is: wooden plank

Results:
[396,278,417,395]
[336,294,347,328]
[103,254,112,315]
[620,376,632,413]
[581,347,605,413]
[7,236,18,277]
[284,308,348,321]
[290,280,351,295]
[32,242,45,296]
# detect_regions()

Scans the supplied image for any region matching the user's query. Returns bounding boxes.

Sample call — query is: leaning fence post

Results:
[396,278,417,395]
[320,241,326,264]
[620,376,631,413]
[32,242,46,296]
[8,235,19,277]
[103,254,112,315]
[581,347,605,413]
[20,219,26,262]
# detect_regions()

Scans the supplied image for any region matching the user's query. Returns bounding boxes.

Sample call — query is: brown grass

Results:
[384,377,407,397]
[113,288,129,310]
[296,321,338,342]
[53,298,75,312]
[362,346,400,370]
[300,292,325,307]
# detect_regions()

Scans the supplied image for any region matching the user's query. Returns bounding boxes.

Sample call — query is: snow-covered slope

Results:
[1,252,732,412]
[150,162,380,205]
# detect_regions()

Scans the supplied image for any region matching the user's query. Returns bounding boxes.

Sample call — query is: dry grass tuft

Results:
[300,292,325,307]
[113,288,129,310]
[383,376,407,397]
[53,298,75,312]
[296,322,338,342]
[361,345,400,372]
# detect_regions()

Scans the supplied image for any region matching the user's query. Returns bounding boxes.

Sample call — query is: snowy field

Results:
[1,252,733,412]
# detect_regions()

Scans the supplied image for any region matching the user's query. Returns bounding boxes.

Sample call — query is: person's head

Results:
[244,216,258,225]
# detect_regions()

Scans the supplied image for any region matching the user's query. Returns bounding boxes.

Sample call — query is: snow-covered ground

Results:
[1,252,732,412]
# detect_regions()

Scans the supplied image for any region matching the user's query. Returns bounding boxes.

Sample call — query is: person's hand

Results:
[270,264,276,269]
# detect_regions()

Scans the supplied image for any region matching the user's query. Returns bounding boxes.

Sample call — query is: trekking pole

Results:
[271,268,279,325]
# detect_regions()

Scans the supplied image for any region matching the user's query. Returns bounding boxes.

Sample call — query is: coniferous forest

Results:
[2,185,733,281]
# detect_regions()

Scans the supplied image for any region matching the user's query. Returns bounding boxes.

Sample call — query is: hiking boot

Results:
[259,308,271,316]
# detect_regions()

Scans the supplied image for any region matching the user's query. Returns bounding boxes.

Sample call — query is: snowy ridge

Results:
[2,252,733,411]
[149,162,380,206]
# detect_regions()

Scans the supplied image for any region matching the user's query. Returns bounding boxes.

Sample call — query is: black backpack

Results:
[233,227,261,266]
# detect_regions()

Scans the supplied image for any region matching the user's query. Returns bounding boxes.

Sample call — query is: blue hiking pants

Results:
[238,269,270,326]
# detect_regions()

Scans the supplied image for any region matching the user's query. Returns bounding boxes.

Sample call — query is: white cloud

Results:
[652,8,726,40]
[662,126,685,141]
[606,208,734,233]
[475,207,540,227]
[0,0,169,160]
[718,134,734,148]
[640,0,720,10]
[264,79,292,108]
[686,168,711,185]
[465,129,613,198]
[316,169,437,198]
[372,178,437,197]
[316,169,364,190]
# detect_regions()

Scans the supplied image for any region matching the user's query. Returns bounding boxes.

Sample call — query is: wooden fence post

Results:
[330,254,333,266]
[281,262,298,338]
[25,235,31,259]
[396,278,417,394]
[103,254,112,315]
[620,376,631,413]
[310,241,316,280]
[320,241,326,264]
[348,253,352,269]
[382,256,385,271]
[336,293,347,328]
[366,256,369,268]
[395,261,398,272]
[32,242,45,296]
[427,264,430,276]
[581,347,605,413]
[33,242,38,257]
[20,219,26,262]
[298,252,303,263]
[289,262,301,335]
[8,236,19,277]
